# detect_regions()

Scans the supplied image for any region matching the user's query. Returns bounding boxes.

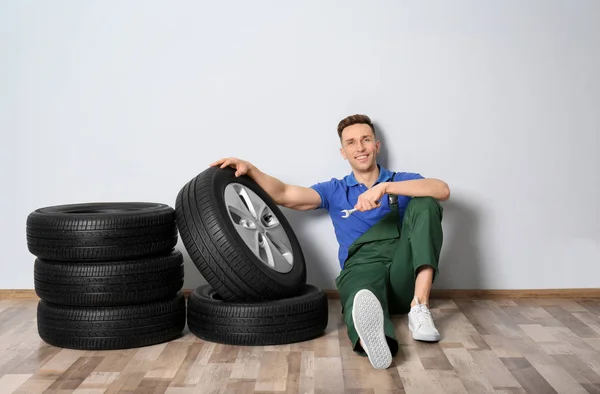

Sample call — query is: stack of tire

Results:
[176,166,329,346]
[26,202,186,350]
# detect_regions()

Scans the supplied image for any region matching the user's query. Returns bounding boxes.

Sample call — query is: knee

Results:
[407,196,441,212]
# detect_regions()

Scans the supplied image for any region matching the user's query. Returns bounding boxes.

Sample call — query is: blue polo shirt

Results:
[310,165,423,268]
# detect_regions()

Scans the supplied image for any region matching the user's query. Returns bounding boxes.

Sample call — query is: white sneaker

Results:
[408,297,440,342]
[352,289,392,370]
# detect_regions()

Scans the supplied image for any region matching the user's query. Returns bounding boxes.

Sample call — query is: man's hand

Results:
[210,157,254,177]
[355,183,387,212]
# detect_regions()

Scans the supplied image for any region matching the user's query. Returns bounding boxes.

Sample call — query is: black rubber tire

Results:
[37,293,186,350]
[26,202,178,261]
[34,251,185,306]
[175,166,306,301]
[187,284,328,346]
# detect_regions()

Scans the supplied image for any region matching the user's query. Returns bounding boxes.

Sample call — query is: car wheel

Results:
[176,166,306,301]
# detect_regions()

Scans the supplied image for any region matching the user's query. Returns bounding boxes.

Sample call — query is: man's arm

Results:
[383,178,450,201]
[355,178,450,212]
[210,157,321,210]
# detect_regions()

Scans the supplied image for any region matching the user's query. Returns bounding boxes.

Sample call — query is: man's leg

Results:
[388,197,443,340]
[335,260,398,369]
[413,265,435,308]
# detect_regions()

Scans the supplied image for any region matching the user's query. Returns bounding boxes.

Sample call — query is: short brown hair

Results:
[337,114,375,139]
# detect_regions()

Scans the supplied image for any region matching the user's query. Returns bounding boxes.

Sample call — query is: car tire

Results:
[26,202,178,261]
[34,251,184,306]
[176,166,306,301]
[187,284,328,346]
[37,293,187,350]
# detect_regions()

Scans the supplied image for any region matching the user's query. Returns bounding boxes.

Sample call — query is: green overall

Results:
[334,196,443,356]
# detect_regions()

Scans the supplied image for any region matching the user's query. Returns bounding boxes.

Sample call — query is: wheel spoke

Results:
[237,186,262,220]
[245,188,268,220]
[234,225,260,256]
[258,233,275,268]
[265,222,293,255]
[224,185,254,221]
[265,232,293,270]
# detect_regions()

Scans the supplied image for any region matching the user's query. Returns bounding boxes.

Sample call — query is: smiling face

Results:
[339,123,380,172]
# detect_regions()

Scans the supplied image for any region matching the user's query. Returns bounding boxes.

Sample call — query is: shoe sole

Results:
[409,320,441,342]
[352,289,392,370]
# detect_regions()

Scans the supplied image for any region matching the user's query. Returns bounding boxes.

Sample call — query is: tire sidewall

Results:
[192,283,318,308]
[32,202,172,217]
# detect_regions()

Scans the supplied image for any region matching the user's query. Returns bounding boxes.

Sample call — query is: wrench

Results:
[341,208,358,218]
[341,195,398,219]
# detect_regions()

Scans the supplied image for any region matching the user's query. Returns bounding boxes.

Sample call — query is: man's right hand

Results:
[210,157,253,178]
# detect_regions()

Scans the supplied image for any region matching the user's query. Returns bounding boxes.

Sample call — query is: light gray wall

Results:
[1,1,599,291]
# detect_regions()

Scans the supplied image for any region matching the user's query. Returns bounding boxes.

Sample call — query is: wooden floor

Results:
[1,297,599,394]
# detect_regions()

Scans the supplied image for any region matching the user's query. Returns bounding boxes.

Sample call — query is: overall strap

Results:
[388,172,398,206]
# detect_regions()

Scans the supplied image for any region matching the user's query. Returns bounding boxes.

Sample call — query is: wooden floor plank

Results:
[0,374,32,394]
[0,297,598,393]
[501,357,558,394]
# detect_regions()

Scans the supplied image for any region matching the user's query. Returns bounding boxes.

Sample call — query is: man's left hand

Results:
[355,183,387,212]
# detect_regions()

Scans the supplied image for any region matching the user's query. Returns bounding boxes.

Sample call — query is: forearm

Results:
[383,179,450,201]
[246,165,288,204]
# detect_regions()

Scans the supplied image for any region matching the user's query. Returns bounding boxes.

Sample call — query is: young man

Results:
[210,114,450,370]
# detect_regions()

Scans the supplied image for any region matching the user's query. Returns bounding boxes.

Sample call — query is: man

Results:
[210,114,450,370]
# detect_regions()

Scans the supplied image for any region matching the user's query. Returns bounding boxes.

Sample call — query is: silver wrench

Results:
[341,195,398,219]
[341,208,358,218]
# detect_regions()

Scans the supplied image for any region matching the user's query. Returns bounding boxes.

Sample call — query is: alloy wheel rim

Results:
[224,183,294,273]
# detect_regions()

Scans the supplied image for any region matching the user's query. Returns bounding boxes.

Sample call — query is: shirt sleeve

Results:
[393,172,425,182]
[309,179,335,210]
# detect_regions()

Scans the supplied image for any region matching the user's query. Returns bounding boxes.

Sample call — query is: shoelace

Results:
[414,304,435,326]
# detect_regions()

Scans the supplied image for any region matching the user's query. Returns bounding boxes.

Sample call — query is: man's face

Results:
[339,123,380,172]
